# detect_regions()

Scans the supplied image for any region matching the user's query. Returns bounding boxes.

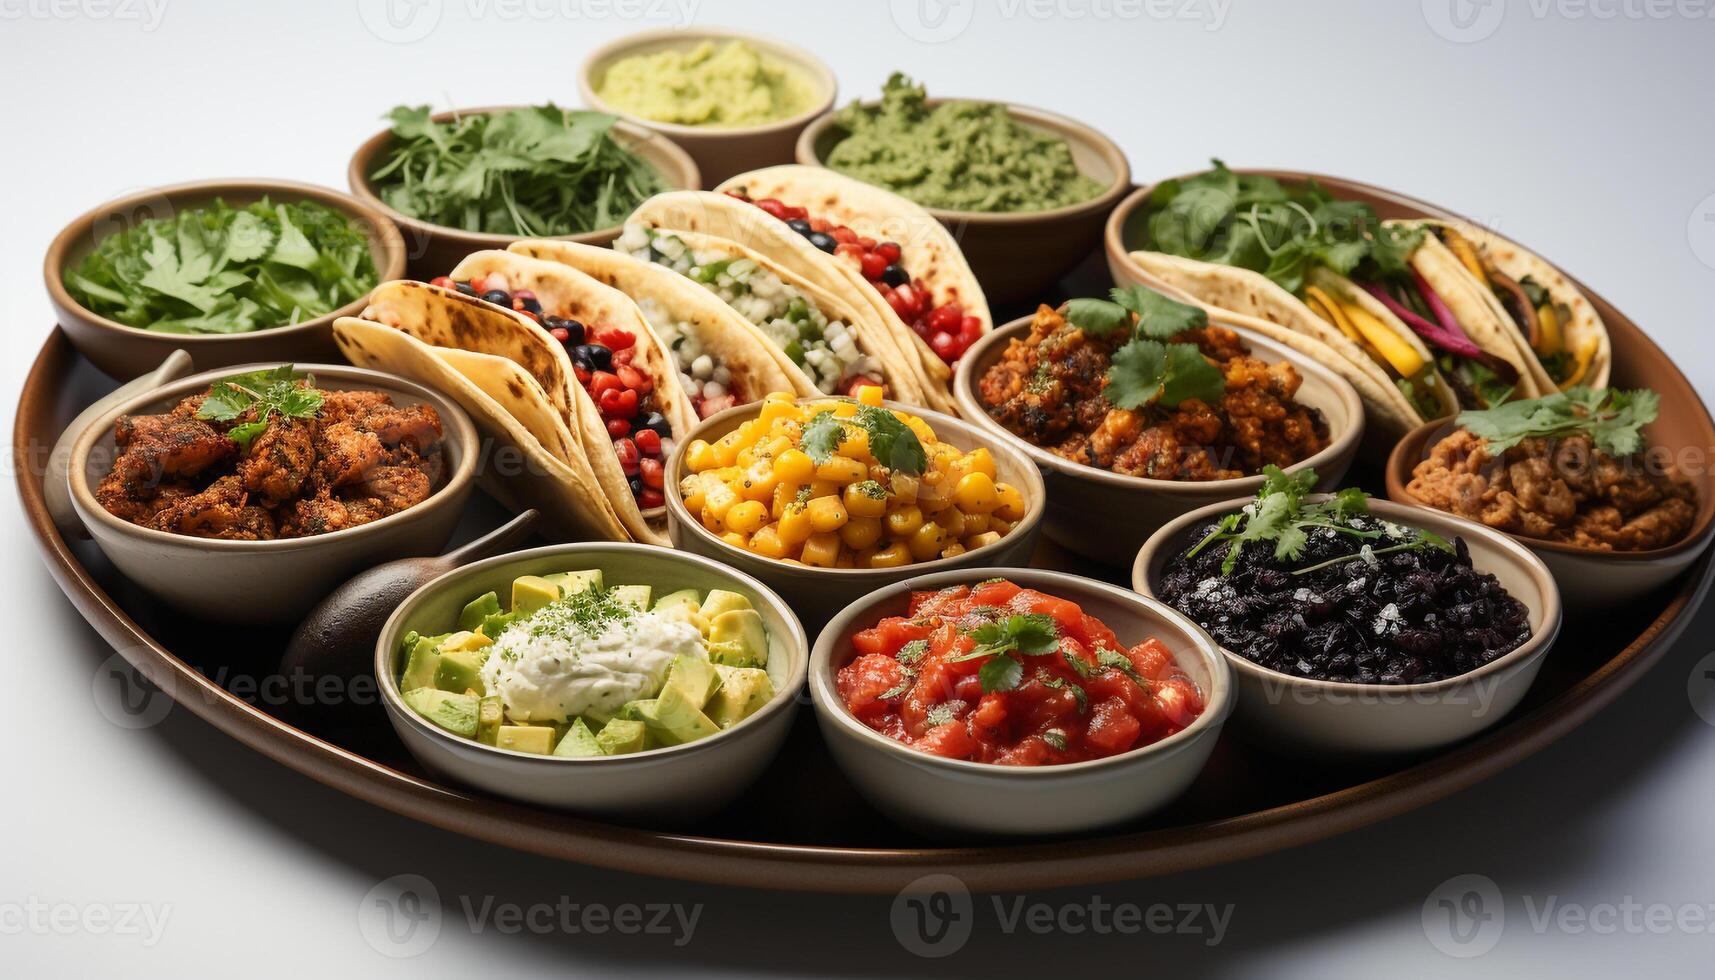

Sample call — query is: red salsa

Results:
[837,579,1204,765]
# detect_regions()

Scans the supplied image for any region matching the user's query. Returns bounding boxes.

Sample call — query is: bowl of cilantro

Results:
[46,179,406,379]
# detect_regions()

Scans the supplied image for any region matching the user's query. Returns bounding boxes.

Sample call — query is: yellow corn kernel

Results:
[721,531,747,549]
[965,447,997,480]
[739,461,778,502]
[758,399,801,427]
[900,413,934,443]
[907,521,945,561]
[680,475,709,514]
[944,454,974,487]
[772,448,815,484]
[748,523,788,559]
[757,435,792,461]
[815,454,868,485]
[868,543,912,568]
[771,481,803,519]
[890,472,919,504]
[940,542,967,560]
[777,504,813,546]
[808,478,841,499]
[806,494,849,532]
[851,546,879,567]
[702,480,739,524]
[725,500,768,535]
[938,507,967,539]
[855,383,884,407]
[965,531,1003,550]
[993,482,1026,522]
[831,401,859,418]
[885,504,923,538]
[917,478,950,513]
[712,430,747,467]
[990,518,1015,537]
[953,472,999,514]
[842,480,887,519]
[961,512,990,536]
[764,391,795,404]
[735,446,759,470]
[684,439,718,472]
[800,532,841,567]
[840,517,883,550]
[834,551,856,569]
[840,426,873,462]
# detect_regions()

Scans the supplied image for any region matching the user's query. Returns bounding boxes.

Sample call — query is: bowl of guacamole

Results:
[580,29,837,185]
[796,74,1132,304]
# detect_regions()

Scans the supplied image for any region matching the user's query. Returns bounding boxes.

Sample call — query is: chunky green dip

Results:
[824,74,1106,213]
[596,40,817,128]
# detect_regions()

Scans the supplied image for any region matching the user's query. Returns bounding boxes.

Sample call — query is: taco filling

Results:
[633,296,741,418]
[614,225,881,396]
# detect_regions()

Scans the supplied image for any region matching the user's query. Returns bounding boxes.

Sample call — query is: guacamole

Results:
[824,74,1107,213]
[596,40,818,128]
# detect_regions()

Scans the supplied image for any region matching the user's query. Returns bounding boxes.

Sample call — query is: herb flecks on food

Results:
[195,365,323,446]
[1187,465,1452,575]
[1064,286,1226,410]
[523,586,639,646]
[1458,386,1659,457]
[946,613,1061,694]
[800,405,927,475]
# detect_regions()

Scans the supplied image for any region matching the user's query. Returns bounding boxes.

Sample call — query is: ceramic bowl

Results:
[346,105,700,279]
[1133,496,1562,756]
[796,99,1130,305]
[953,314,1365,567]
[1385,418,1715,608]
[809,566,1231,837]
[376,543,809,823]
[44,179,406,380]
[664,397,1046,630]
[578,28,836,187]
[62,362,478,624]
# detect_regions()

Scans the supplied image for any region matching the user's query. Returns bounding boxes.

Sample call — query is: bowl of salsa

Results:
[809,568,1231,837]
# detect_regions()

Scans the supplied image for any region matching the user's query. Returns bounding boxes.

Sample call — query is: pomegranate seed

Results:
[834,242,865,263]
[616,365,650,394]
[574,367,591,386]
[611,347,634,368]
[928,304,963,332]
[606,418,631,438]
[590,371,623,397]
[809,217,830,233]
[831,226,857,244]
[857,236,877,250]
[614,437,640,474]
[698,394,737,417]
[639,488,666,509]
[430,276,455,289]
[860,251,889,281]
[930,331,961,362]
[601,328,635,351]
[640,457,665,489]
[784,206,808,221]
[958,315,984,345]
[876,242,902,264]
[633,427,662,456]
[756,198,788,219]
[550,326,571,342]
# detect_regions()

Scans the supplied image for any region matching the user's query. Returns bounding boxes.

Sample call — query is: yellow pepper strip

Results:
[1304,287,1361,342]
[1560,337,1597,389]
[1307,285,1426,378]
[1535,303,1564,356]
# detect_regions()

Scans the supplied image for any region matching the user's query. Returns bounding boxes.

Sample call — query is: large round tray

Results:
[18,176,1714,893]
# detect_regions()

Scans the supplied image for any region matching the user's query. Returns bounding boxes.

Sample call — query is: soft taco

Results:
[609,218,926,404]
[1415,218,1611,393]
[505,238,817,417]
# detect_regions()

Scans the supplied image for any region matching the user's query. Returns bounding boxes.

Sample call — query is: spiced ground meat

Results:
[978,305,1329,480]
[1408,430,1696,551]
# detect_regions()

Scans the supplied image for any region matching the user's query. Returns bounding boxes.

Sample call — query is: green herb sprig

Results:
[1458,386,1659,457]
[195,365,323,447]
[801,404,928,475]
[1064,285,1226,410]
[944,613,1061,694]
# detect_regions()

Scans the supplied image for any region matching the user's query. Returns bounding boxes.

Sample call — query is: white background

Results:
[6,0,1715,975]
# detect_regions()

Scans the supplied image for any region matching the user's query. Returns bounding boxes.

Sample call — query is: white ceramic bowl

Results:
[376,543,808,824]
[810,567,1232,837]
[1133,497,1562,756]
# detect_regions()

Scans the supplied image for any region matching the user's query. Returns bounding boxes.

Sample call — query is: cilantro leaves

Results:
[195,365,323,447]
[945,613,1062,694]
[800,405,928,475]
[1458,386,1659,457]
[1063,286,1225,411]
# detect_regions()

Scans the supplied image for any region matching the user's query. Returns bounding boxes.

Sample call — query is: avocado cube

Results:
[553,718,603,757]
[651,588,702,615]
[476,695,504,746]
[596,718,648,756]
[458,592,501,632]
[511,575,562,614]
[496,725,554,755]
[664,654,722,708]
[543,569,603,596]
[402,689,479,738]
[399,638,443,692]
[610,584,653,609]
[707,666,775,728]
[480,611,519,639]
[636,683,722,745]
[699,589,753,619]
[434,649,488,696]
[707,609,770,668]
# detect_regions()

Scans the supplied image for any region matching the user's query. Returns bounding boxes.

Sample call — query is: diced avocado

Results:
[652,588,702,615]
[399,638,443,692]
[496,725,554,755]
[707,609,770,668]
[610,584,653,609]
[664,654,722,708]
[434,649,488,696]
[480,611,518,639]
[511,575,562,613]
[635,683,722,745]
[596,718,648,755]
[699,588,753,619]
[403,688,479,738]
[476,695,504,746]
[458,592,501,632]
[707,666,775,728]
[543,569,603,596]
[553,718,603,757]
[440,630,491,654]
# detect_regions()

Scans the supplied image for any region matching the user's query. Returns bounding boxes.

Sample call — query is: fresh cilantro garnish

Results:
[1186,465,1453,575]
[946,613,1061,694]
[1095,645,1145,685]
[978,656,1023,694]
[1063,286,1225,410]
[1040,674,1088,713]
[195,365,323,446]
[878,677,913,701]
[895,639,929,666]
[1458,386,1659,457]
[801,405,928,475]
[925,703,960,727]
[1041,730,1069,752]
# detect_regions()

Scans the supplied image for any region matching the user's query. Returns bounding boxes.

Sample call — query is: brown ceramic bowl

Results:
[44,179,406,380]
[578,28,836,187]
[1385,418,1715,608]
[953,313,1365,567]
[797,99,1130,305]
[61,362,478,624]
[346,105,700,280]
[1135,496,1562,756]
[664,396,1045,629]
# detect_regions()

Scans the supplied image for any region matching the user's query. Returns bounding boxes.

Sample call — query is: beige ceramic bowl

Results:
[578,28,836,187]
[1133,497,1562,756]
[44,179,407,380]
[664,397,1046,629]
[810,566,1231,837]
[796,100,1130,305]
[953,314,1365,567]
[376,543,809,823]
[62,362,478,624]
[1385,418,1715,608]
[346,105,700,279]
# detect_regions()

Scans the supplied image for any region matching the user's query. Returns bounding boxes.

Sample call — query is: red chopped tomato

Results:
[835,579,1205,765]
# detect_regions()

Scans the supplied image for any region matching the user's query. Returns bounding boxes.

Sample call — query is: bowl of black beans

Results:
[1132,469,1561,756]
